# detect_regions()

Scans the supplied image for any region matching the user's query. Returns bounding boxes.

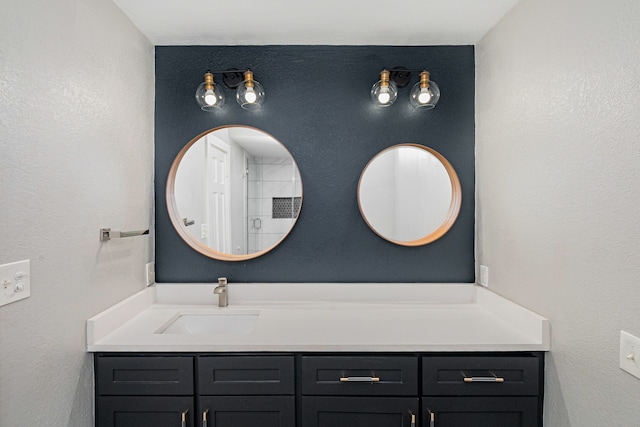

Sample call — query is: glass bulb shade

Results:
[236,79,265,109]
[371,80,398,106]
[195,82,225,111]
[409,80,440,109]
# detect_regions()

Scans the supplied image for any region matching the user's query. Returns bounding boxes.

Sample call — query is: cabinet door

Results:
[97,396,194,427]
[302,396,419,427]
[422,397,538,427]
[198,396,295,427]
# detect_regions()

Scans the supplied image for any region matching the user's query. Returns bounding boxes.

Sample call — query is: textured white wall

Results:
[476,0,640,425]
[0,0,154,425]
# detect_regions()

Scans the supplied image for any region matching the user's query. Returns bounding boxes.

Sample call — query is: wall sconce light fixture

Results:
[371,69,398,107]
[236,70,265,110]
[409,71,440,109]
[372,67,440,109]
[195,71,225,111]
[196,69,265,111]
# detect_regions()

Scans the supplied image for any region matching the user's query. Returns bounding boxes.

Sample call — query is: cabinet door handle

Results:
[339,376,380,382]
[181,409,188,427]
[202,409,209,427]
[463,376,505,383]
[427,410,435,427]
[410,413,416,427]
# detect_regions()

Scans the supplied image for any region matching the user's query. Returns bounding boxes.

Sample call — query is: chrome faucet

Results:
[214,277,228,307]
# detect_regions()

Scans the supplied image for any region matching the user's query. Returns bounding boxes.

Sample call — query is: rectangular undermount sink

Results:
[157,312,259,335]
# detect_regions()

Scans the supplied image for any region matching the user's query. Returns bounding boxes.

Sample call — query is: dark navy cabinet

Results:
[97,396,195,427]
[301,356,418,396]
[198,396,294,427]
[422,354,543,427]
[197,356,295,427]
[301,356,419,427]
[95,355,195,427]
[302,397,419,427]
[94,352,544,427]
[422,397,538,427]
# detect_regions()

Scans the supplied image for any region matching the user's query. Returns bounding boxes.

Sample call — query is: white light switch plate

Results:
[479,265,489,287]
[620,331,640,380]
[145,262,155,286]
[0,260,31,307]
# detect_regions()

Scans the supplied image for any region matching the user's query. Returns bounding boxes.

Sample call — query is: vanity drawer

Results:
[197,355,295,395]
[422,355,541,396]
[301,356,418,396]
[95,355,194,396]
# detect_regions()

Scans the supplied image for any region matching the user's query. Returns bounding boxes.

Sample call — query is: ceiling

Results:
[228,127,290,159]
[111,0,521,46]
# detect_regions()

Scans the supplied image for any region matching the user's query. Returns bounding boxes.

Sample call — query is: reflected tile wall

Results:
[247,156,300,253]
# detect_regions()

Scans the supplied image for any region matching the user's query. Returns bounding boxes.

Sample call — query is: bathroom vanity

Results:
[88,283,549,427]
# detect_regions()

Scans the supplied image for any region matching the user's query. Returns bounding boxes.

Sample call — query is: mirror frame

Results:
[357,143,462,246]
[166,125,303,261]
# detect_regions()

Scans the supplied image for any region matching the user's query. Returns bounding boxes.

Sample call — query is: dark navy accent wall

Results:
[155,46,475,283]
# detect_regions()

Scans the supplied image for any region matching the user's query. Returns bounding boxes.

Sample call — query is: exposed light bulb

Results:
[378,88,391,104]
[244,87,257,104]
[204,89,217,106]
[417,88,432,104]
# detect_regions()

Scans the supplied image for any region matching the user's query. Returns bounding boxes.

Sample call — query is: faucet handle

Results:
[218,277,227,285]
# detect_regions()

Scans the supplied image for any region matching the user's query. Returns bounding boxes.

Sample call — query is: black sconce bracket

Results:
[222,69,245,89]
[389,67,412,88]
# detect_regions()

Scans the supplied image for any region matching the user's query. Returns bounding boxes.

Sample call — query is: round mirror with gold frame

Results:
[167,125,303,261]
[358,143,461,246]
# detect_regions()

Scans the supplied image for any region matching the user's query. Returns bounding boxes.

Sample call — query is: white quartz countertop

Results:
[86,283,550,352]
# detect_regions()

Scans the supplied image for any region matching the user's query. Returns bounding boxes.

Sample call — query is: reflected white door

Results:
[206,136,231,252]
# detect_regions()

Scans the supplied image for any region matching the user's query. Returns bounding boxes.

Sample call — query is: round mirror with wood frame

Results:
[167,125,303,261]
[358,143,461,246]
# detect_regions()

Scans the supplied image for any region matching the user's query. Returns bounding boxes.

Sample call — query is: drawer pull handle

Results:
[181,409,188,427]
[202,409,209,427]
[339,376,380,382]
[463,376,505,383]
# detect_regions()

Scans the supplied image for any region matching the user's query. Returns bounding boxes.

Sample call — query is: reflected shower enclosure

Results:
[245,154,302,254]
